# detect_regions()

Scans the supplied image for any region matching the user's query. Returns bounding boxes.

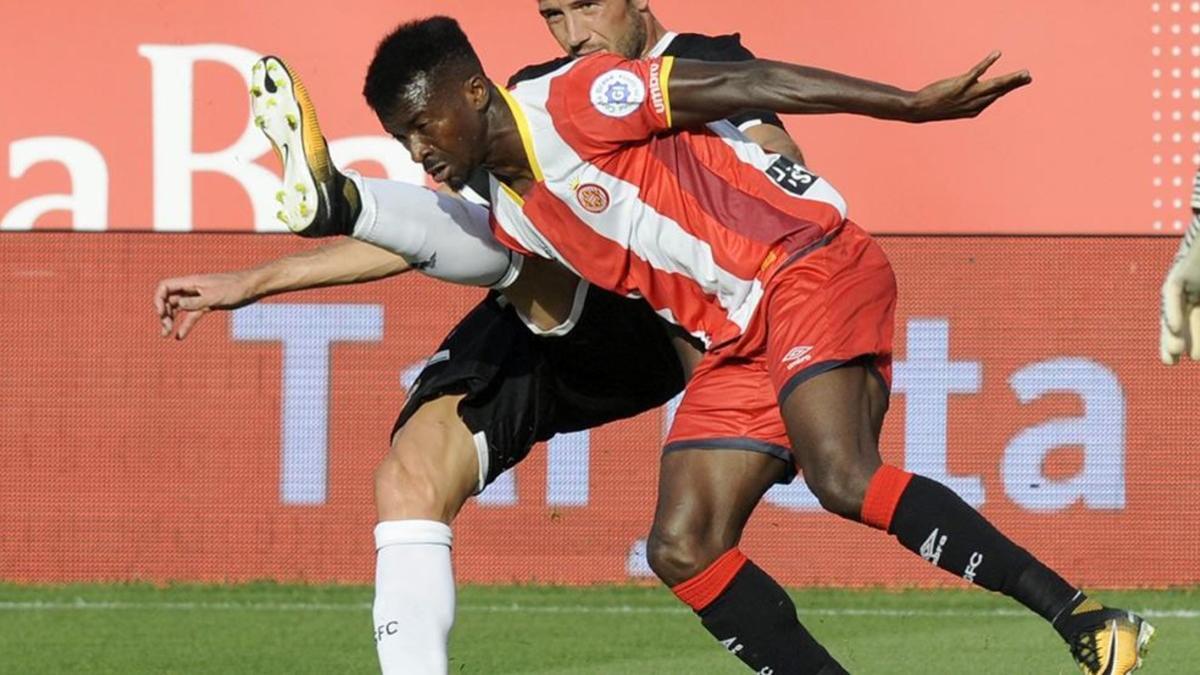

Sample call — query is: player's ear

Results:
[465,74,491,112]
[630,0,651,12]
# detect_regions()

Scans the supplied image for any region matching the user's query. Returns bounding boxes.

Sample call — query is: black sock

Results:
[674,550,846,675]
[871,468,1080,625]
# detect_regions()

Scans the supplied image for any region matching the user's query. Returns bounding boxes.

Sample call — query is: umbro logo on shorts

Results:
[782,346,814,370]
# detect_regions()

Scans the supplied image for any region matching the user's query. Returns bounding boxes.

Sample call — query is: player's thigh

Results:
[653,447,788,547]
[377,394,479,523]
[765,224,896,477]
[652,355,791,578]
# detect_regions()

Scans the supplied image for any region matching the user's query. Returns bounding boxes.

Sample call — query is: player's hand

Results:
[909,52,1032,122]
[154,272,256,340]
[1160,247,1200,364]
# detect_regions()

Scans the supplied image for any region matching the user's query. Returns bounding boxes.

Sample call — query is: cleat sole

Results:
[251,55,329,235]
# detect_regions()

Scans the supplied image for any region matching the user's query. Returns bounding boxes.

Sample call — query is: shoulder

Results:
[663,32,756,60]
[507,56,573,87]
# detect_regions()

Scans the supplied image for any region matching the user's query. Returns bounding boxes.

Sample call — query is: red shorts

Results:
[664,222,896,463]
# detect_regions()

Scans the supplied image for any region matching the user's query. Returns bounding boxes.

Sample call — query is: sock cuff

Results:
[374,520,452,550]
[671,548,748,611]
[346,170,377,240]
[860,464,913,531]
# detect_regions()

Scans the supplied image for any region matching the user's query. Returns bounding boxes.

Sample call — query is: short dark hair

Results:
[363,16,484,118]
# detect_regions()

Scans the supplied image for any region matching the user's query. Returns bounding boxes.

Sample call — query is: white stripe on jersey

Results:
[488,175,581,277]
[706,120,848,219]
[502,68,761,338]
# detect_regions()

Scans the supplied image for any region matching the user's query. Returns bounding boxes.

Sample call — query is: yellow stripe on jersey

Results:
[498,180,526,206]
[659,56,675,128]
[496,85,545,183]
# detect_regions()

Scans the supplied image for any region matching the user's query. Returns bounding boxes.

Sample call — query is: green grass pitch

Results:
[0,583,1195,673]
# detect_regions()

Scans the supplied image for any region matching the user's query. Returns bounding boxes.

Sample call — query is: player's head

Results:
[363,16,490,190]
[537,0,652,59]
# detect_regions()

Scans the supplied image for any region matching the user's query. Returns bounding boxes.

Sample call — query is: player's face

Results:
[382,75,488,190]
[537,0,648,59]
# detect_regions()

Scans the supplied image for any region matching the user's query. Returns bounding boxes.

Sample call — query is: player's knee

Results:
[646,524,728,587]
[373,451,445,520]
[374,422,467,521]
[801,445,877,520]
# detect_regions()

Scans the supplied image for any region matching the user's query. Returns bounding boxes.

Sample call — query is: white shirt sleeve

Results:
[349,173,520,289]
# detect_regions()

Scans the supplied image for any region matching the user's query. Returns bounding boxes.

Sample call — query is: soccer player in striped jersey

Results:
[1160,169,1200,363]
[359,16,1154,674]
[161,4,815,673]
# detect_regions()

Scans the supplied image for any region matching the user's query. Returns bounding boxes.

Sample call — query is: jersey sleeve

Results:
[549,53,675,156]
[667,33,784,131]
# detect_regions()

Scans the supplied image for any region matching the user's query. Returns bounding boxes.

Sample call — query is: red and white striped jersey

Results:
[488,53,849,348]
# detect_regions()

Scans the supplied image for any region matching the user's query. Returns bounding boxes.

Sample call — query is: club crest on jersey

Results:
[590,69,645,118]
[575,183,611,213]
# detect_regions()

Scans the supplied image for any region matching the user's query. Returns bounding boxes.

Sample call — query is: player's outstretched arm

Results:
[666,51,1031,129]
[154,238,410,340]
[1161,212,1200,364]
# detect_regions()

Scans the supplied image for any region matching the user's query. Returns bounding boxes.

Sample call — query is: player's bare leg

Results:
[372,394,480,675]
[781,364,1154,675]
[648,450,786,586]
[250,56,360,237]
[648,450,847,674]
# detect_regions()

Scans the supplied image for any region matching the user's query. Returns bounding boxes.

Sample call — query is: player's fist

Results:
[1160,239,1200,364]
[154,271,256,340]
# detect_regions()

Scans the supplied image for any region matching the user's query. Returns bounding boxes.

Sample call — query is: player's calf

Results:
[650,450,844,674]
[250,56,360,237]
[371,395,480,674]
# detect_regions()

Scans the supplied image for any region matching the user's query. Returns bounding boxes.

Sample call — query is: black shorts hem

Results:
[662,437,796,483]
[777,355,889,406]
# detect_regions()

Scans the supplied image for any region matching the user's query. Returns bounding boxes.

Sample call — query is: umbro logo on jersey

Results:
[576,183,611,213]
[782,346,814,370]
[648,62,666,114]
[590,69,645,118]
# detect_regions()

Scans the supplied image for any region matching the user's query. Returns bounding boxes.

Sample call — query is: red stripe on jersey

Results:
[519,185,740,343]
[646,133,829,259]
[488,213,534,257]
[545,70,842,282]
[681,132,845,236]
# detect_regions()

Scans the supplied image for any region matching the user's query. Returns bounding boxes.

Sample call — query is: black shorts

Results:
[393,284,686,490]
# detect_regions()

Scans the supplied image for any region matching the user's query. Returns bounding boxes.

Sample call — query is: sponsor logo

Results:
[576,183,611,213]
[648,62,665,114]
[765,156,818,197]
[963,552,984,583]
[782,345,814,370]
[589,69,645,118]
[920,528,947,565]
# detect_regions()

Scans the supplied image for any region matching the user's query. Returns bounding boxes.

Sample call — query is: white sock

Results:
[372,520,455,674]
[347,172,517,287]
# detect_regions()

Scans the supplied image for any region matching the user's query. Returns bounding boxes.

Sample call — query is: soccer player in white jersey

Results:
[1160,168,1200,363]
[350,16,1154,674]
